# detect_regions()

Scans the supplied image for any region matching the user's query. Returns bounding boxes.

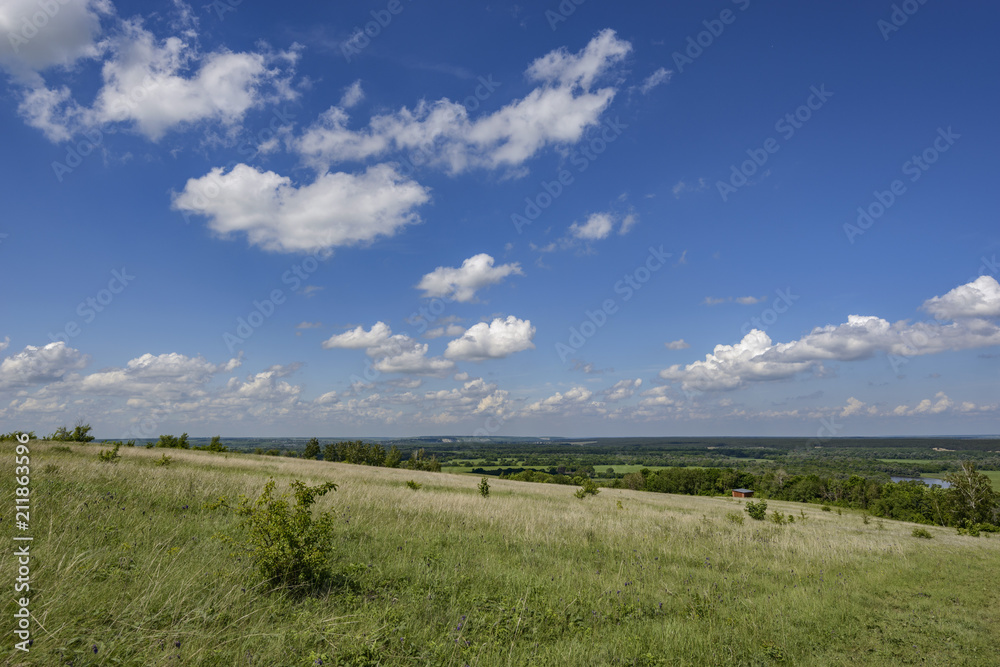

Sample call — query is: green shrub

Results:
[821,505,831,512]
[155,433,189,449]
[384,444,402,468]
[478,477,490,498]
[957,521,998,537]
[155,454,172,467]
[406,480,422,490]
[957,522,980,537]
[205,435,228,452]
[406,448,441,472]
[97,443,121,464]
[210,479,338,591]
[912,527,933,539]
[574,478,600,498]
[744,499,768,521]
[725,511,745,525]
[1,430,36,441]
[49,421,95,442]
[862,513,871,525]
[302,437,320,460]
[769,509,786,525]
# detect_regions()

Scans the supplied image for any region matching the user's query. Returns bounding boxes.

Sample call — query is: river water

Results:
[890,476,952,489]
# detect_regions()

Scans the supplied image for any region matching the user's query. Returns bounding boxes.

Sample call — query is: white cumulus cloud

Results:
[323,322,453,375]
[660,329,815,392]
[293,29,631,174]
[568,212,615,240]
[416,253,523,302]
[921,276,1000,320]
[893,392,954,416]
[522,386,593,415]
[444,316,536,361]
[172,163,431,253]
[0,342,89,388]
[603,378,641,402]
[660,278,1000,392]
[0,0,110,79]
[322,322,392,349]
[79,352,241,397]
[16,19,299,142]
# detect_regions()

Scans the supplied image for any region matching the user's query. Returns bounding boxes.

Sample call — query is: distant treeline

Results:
[473,464,998,529]
[612,466,998,529]
[298,439,441,472]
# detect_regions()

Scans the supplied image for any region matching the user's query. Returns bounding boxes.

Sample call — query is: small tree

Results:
[71,420,95,442]
[478,477,490,498]
[744,499,768,521]
[210,479,338,591]
[574,478,600,499]
[155,433,190,449]
[97,443,121,463]
[207,435,227,452]
[303,437,321,460]
[384,445,402,468]
[50,420,95,442]
[406,448,441,472]
[49,426,71,441]
[945,461,999,526]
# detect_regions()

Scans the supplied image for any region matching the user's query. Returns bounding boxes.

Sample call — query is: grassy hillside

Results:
[3,442,999,666]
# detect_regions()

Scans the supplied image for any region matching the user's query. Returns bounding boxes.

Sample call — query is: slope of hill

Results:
[3,441,999,666]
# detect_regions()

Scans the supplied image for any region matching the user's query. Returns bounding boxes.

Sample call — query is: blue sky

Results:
[2,0,999,438]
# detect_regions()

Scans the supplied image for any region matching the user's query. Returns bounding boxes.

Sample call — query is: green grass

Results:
[607,464,707,474]
[4,441,1000,666]
[444,465,517,474]
[980,470,1000,490]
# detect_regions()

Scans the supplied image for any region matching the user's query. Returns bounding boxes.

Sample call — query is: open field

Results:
[979,470,1000,489]
[444,465,527,474]
[607,464,701,474]
[4,441,1000,666]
